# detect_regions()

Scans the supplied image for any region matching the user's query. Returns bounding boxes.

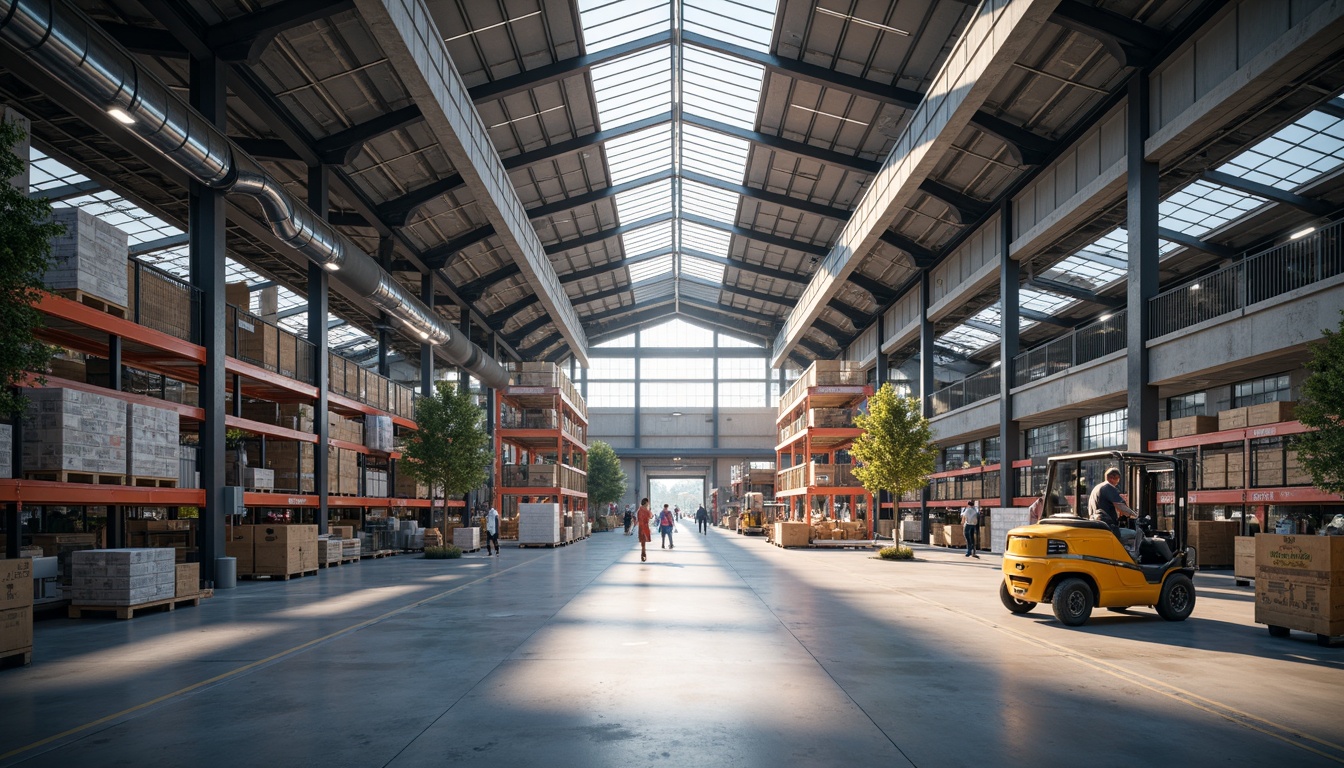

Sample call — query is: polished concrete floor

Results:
[2,520,1343,767]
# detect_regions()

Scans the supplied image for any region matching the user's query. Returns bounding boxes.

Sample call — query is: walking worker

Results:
[637,498,653,562]
[659,504,675,550]
[695,504,709,534]
[960,500,980,559]
[485,505,501,557]
[623,505,634,535]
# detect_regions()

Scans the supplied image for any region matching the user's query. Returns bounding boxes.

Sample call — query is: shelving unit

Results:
[494,363,589,533]
[774,361,873,536]
[729,461,775,506]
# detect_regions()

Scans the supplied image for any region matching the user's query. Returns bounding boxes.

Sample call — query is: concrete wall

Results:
[930,395,1000,444]
[1010,352,1127,424]
[882,288,921,352]
[928,212,1001,322]
[844,325,878,367]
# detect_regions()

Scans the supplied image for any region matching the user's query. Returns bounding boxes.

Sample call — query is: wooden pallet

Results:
[0,646,32,668]
[68,592,206,620]
[360,550,397,559]
[130,476,178,488]
[239,570,319,581]
[53,289,128,318]
[24,470,126,485]
[458,547,481,554]
[341,556,361,564]
[317,560,342,568]
[518,541,563,548]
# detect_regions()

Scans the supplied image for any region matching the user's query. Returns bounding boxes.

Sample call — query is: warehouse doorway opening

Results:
[648,478,706,515]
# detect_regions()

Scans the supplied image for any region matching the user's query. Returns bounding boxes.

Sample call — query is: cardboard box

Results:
[225,282,251,311]
[277,330,299,378]
[1200,454,1227,490]
[0,558,33,611]
[20,387,128,476]
[1157,420,1172,440]
[453,527,481,550]
[775,521,810,548]
[1246,401,1296,427]
[1218,407,1249,431]
[1285,450,1312,486]
[0,606,32,654]
[1255,534,1344,637]
[329,525,354,540]
[1189,521,1237,566]
[252,525,317,575]
[1170,416,1219,437]
[175,563,199,596]
[238,320,279,371]
[1235,536,1255,581]
[225,526,254,574]
[1226,452,1244,488]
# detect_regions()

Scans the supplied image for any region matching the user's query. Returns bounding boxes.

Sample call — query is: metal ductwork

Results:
[0,0,512,389]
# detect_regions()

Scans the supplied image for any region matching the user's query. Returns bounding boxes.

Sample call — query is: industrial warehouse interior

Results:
[2,0,1344,765]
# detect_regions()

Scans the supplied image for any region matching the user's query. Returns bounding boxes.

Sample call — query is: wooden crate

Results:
[1171,416,1219,437]
[1218,407,1249,431]
[1255,535,1344,637]
[1234,536,1255,582]
[1200,454,1227,490]
[1189,520,1238,567]
[1246,401,1296,427]
[774,521,809,548]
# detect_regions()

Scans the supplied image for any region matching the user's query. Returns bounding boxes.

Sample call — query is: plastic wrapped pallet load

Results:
[21,388,127,479]
[365,415,394,453]
[519,503,562,545]
[68,549,175,606]
[453,527,480,551]
[46,208,129,309]
[126,401,180,481]
[317,537,342,565]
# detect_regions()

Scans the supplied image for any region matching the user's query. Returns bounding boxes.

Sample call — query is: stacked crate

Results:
[175,563,199,596]
[317,537,343,566]
[0,558,33,664]
[366,469,388,497]
[394,472,428,499]
[126,402,179,483]
[68,549,175,606]
[253,442,315,493]
[248,525,319,577]
[518,503,562,546]
[1189,521,1238,568]
[21,387,127,480]
[46,208,129,311]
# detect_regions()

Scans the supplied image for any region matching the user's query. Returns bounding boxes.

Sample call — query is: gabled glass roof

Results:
[577,0,778,308]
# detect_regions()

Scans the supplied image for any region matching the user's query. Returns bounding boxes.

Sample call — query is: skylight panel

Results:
[681,122,750,182]
[604,123,674,184]
[29,151,90,192]
[594,333,636,348]
[56,192,180,246]
[680,46,766,131]
[642,318,714,346]
[1020,289,1074,316]
[718,332,764,347]
[682,0,778,52]
[614,179,674,221]
[939,324,998,356]
[1159,179,1267,236]
[681,252,725,282]
[680,219,732,257]
[589,45,673,128]
[680,179,740,223]
[620,219,674,258]
[1040,254,1125,290]
[628,252,674,282]
[1217,108,1344,191]
[632,276,674,303]
[578,0,672,53]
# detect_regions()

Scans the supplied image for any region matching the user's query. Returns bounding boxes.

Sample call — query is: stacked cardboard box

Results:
[1201,454,1227,490]
[1254,444,1284,486]
[1227,452,1244,488]
[128,263,192,339]
[317,537,343,566]
[394,472,428,498]
[1170,416,1219,437]
[1235,536,1256,582]
[1255,534,1344,637]
[46,208,128,309]
[1218,407,1249,431]
[0,423,10,479]
[0,557,32,662]
[1189,521,1238,567]
[774,521,810,548]
[249,525,318,576]
[1285,449,1312,486]
[126,401,179,481]
[366,469,388,497]
[21,387,127,477]
[253,442,315,493]
[328,448,359,496]
[68,549,175,606]
[225,526,253,574]
[175,563,198,596]
[453,527,480,550]
[241,402,315,433]
[224,282,251,311]
[328,413,364,444]
[519,503,561,545]
[126,520,192,552]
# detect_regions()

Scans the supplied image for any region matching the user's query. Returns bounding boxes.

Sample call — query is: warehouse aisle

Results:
[3,524,1344,767]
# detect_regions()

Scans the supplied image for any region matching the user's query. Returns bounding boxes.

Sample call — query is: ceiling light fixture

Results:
[444,10,541,42]
[790,104,869,126]
[323,262,340,271]
[815,7,909,36]
[1189,283,1201,291]
[1098,313,1112,321]
[487,104,565,130]
[1290,226,1315,240]
[107,107,135,125]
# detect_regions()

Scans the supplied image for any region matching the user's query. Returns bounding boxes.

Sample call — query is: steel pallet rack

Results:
[494,363,589,527]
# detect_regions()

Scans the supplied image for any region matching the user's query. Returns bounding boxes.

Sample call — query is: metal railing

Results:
[1150,219,1344,337]
[129,260,199,342]
[929,368,1001,416]
[1013,310,1127,387]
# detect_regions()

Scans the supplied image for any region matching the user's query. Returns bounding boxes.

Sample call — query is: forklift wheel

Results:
[1318,634,1335,647]
[1157,573,1195,622]
[1267,625,1290,638]
[1000,581,1035,614]
[1051,578,1093,627]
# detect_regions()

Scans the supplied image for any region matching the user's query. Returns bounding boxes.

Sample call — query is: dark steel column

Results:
[6,417,21,558]
[874,317,888,389]
[1126,76,1159,452]
[420,273,434,396]
[458,313,471,394]
[633,332,642,450]
[712,343,720,450]
[376,237,393,378]
[999,201,1021,510]
[308,164,330,534]
[919,270,935,540]
[190,55,227,581]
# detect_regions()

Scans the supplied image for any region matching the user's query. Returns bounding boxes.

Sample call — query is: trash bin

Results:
[215,556,237,590]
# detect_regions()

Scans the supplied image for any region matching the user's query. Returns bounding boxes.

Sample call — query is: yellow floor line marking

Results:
[818,557,1344,763]
[1,556,542,763]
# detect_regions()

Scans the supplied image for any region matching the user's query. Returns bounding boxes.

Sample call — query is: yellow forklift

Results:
[1000,450,1197,627]
[738,492,766,535]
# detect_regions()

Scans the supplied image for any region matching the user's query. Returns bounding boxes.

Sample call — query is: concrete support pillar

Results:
[189,55,227,582]
[258,285,279,323]
[999,201,1021,509]
[919,270,935,540]
[307,164,331,535]
[1126,76,1159,452]
[633,332,642,450]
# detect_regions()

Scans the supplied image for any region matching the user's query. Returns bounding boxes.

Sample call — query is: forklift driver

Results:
[1088,467,1140,557]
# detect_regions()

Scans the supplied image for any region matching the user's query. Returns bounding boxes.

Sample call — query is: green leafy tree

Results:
[586,440,627,509]
[0,120,61,415]
[1296,310,1344,495]
[851,383,938,503]
[401,381,492,523]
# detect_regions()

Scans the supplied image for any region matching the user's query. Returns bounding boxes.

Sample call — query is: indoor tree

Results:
[1295,310,1344,495]
[586,440,627,519]
[0,119,61,416]
[400,381,493,528]
[851,382,938,527]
